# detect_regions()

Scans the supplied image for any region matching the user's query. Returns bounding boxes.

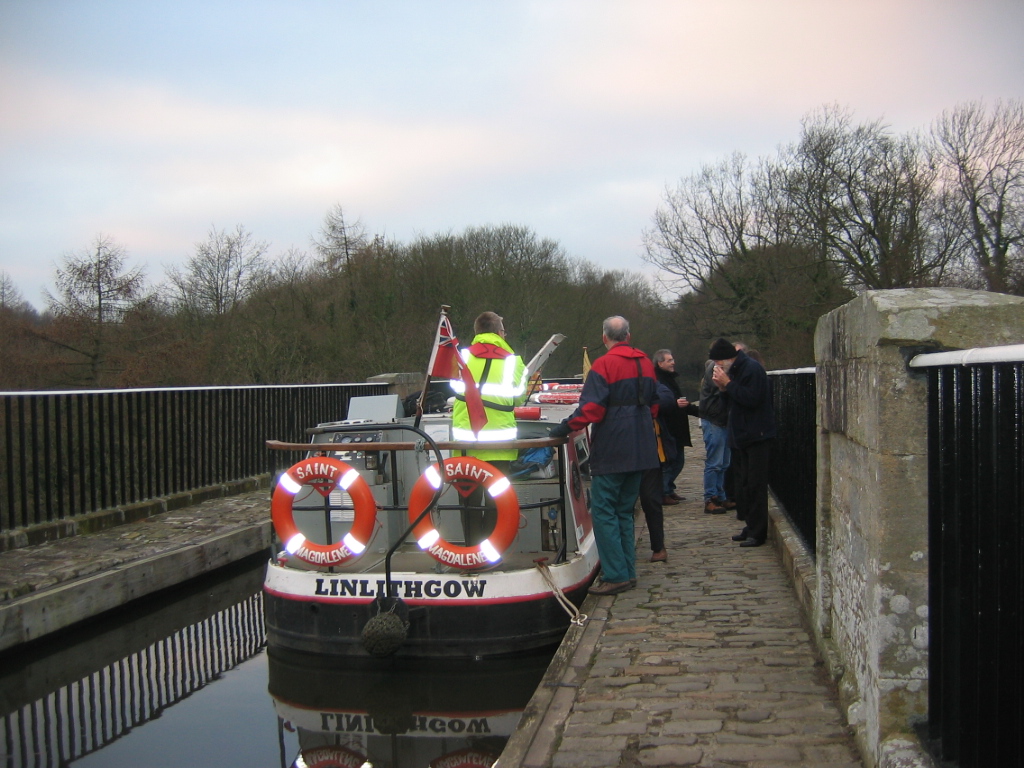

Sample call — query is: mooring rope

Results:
[534,560,587,626]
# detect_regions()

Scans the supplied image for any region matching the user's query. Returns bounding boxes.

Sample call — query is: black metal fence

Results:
[768,370,818,555]
[921,358,1024,768]
[0,383,387,534]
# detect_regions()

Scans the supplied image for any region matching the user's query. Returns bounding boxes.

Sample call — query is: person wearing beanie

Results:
[708,337,738,361]
[709,338,776,547]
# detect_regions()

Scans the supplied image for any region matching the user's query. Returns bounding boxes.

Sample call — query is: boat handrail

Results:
[266,437,566,452]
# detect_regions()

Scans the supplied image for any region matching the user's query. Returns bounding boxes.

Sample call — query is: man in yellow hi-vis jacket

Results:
[450,311,528,545]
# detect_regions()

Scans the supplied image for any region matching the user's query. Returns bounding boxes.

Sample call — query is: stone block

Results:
[814,288,1024,768]
[816,289,1024,364]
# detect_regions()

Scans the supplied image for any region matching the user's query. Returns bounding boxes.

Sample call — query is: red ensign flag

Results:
[427,315,488,435]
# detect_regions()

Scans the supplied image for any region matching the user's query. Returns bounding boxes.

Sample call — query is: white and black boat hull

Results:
[263,546,598,658]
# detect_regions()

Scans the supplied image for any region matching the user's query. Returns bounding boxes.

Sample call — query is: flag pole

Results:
[415,305,451,429]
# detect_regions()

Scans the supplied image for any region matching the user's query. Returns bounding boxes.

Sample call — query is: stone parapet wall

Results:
[812,288,1024,768]
[365,372,424,400]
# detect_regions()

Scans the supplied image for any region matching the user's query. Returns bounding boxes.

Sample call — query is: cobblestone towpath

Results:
[500,444,862,768]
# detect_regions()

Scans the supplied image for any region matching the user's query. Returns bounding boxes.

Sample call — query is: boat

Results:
[267,647,551,768]
[262,388,598,659]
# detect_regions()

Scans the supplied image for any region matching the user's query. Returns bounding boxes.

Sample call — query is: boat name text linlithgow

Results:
[314,577,488,599]
[319,712,494,735]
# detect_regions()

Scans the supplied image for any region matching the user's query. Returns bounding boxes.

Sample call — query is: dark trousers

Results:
[638,466,665,552]
[733,439,772,543]
[461,459,512,545]
[660,449,685,497]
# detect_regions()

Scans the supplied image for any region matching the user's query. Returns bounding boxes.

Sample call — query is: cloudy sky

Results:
[2,0,1022,309]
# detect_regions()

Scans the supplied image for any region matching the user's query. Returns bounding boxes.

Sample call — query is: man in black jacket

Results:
[709,338,776,547]
[653,349,699,505]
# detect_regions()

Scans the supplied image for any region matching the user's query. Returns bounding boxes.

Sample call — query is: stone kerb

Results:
[812,288,1024,768]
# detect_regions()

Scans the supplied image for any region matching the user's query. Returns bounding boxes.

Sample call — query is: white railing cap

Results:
[909,344,1024,368]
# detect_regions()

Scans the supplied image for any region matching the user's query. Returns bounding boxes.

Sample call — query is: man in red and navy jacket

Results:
[549,316,659,595]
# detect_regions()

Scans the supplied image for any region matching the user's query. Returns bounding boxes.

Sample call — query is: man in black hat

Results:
[709,338,776,547]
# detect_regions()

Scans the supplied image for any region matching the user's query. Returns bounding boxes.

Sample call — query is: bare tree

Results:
[0,271,29,312]
[0,271,47,389]
[312,204,368,272]
[932,99,1024,294]
[784,105,953,290]
[643,152,773,294]
[41,236,152,385]
[46,237,147,322]
[165,225,272,317]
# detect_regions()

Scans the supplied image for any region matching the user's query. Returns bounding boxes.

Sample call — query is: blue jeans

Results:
[590,471,644,583]
[701,419,731,502]
[661,450,686,497]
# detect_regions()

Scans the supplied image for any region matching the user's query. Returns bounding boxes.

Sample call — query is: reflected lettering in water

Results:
[268,648,549,768]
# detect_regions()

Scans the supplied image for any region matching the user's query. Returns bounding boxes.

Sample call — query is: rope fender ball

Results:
[361,611,409,658]
[271,457,377,567]
[361,596,410,658]
[407,457,520,570]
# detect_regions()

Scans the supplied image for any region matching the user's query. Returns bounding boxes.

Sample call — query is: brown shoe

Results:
[649,549,667,562]
[714,496,737,510]
[661,495,680,506]
[704,499,726,514]
[589,580,632,596]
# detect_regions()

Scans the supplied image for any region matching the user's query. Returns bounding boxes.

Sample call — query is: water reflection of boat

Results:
[263,392,596,660]
[268,647,550,768]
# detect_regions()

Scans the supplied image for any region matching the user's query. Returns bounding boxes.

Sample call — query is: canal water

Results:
[0,555,551,768]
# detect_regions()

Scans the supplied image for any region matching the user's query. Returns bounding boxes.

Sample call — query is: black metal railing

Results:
[768,369,818,555]
[0,383,388,534]
[0,591,265,768]
[921,357,1024,768]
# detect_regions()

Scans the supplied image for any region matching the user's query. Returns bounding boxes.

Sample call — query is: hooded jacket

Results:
[450,332,528,460]
[563,343,660,475]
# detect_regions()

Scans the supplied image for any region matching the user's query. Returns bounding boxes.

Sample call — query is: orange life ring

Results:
[407,457,520,570]
[429,747,499,768]
[271,457,377,566]
[298,745,367,768]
